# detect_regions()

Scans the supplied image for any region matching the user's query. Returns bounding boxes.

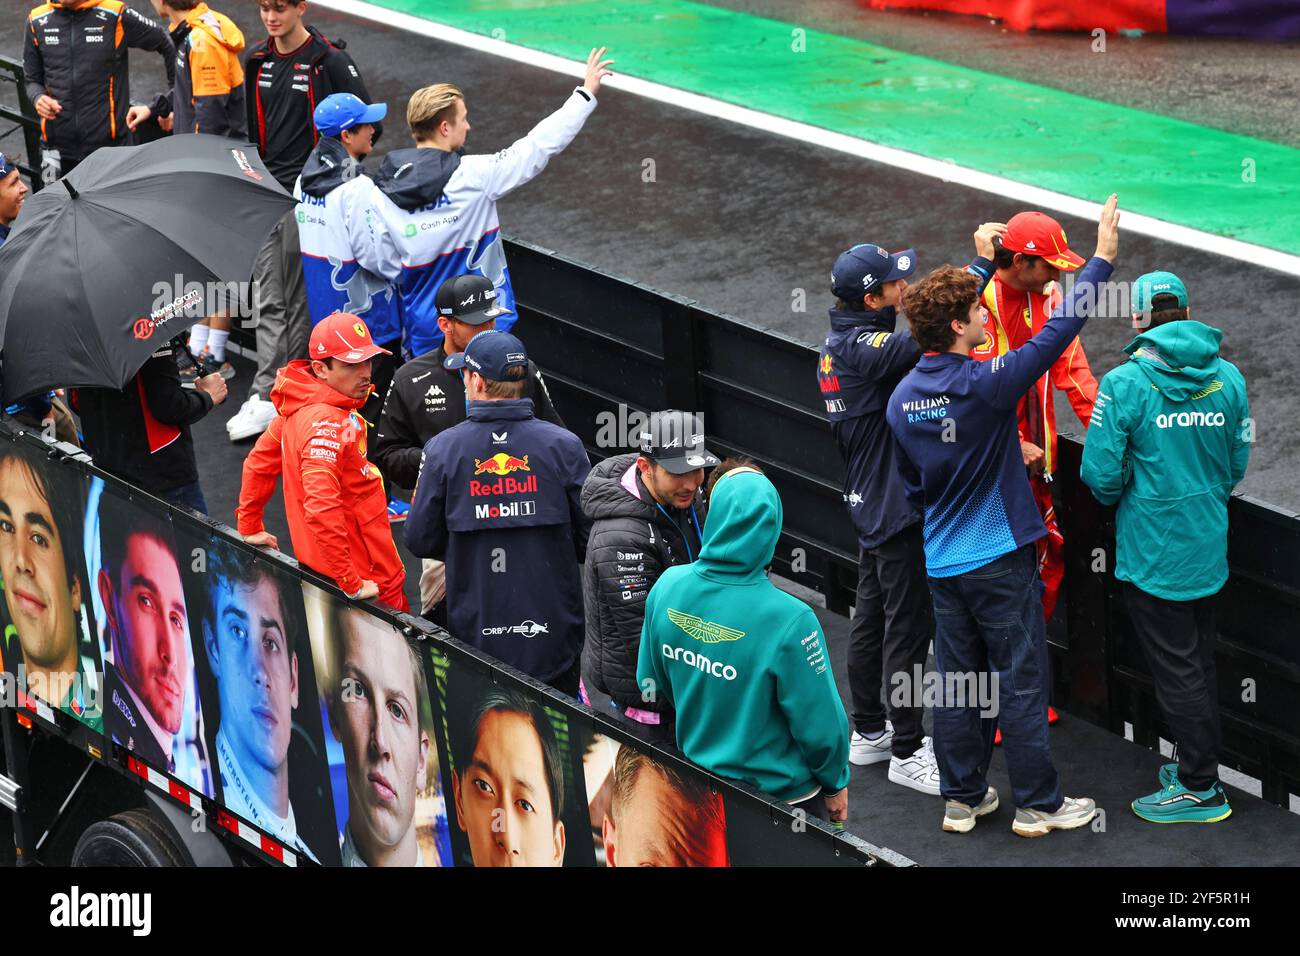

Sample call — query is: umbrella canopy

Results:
[0,134,297,403]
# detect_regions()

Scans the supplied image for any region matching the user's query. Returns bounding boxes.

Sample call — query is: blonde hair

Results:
[408,84,464,142]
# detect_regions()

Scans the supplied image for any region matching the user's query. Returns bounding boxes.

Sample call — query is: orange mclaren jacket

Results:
[971,272,1098,477]
[236,361,408,610]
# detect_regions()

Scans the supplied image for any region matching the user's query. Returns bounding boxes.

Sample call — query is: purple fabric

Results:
[1166,0,1300,39]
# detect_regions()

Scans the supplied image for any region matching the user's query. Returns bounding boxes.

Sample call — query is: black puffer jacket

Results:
[580,454,706,713]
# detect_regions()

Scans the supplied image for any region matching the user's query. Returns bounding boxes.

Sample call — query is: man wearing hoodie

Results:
[293,93,400,430]
[1081,272,1248,825]
[581,411,718,747]
[228,0,379,442]
[818,223,1002,796]
[127,0,248,384]
[636,465,850,824]
[404,332,592,694]
[367,47,613,359]
[885,195,1119,838]
[235,312,408,611]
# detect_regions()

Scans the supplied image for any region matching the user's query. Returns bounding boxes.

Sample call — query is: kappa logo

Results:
[426,385,444,397]
[667,608,745,644]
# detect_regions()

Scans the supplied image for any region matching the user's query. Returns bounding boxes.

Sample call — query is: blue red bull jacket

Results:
[404,398,594,684]
[885,256,1113,577]
[818,256,993,549]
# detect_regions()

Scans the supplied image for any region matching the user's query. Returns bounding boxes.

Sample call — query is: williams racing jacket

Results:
[404,398,593,684]
[295,135,401,344]
[25,0,175,160]
[369,87,598,358]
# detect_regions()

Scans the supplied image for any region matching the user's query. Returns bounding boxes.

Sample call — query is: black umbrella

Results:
[0,134,297,403]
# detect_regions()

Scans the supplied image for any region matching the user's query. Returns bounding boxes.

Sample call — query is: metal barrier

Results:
[0,55,43,191]
[505,235,1300,810]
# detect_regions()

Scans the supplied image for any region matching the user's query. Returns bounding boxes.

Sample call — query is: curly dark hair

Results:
[901,266,981,353]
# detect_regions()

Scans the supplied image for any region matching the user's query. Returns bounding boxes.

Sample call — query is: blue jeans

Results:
[164,480,209,515]
[928,544,1062,812]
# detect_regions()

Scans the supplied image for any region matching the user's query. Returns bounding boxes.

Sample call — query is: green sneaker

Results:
[1132,776,1232,824]
[1157,763,1179,788]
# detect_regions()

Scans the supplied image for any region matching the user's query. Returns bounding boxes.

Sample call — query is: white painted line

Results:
[314,0,1300,277]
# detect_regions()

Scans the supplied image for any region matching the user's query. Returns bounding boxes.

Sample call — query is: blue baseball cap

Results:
[0,153,15,177]
[313,93,387,137]
[444,330,529,380]
[1131,271,1189,313]
[831,243,917,301]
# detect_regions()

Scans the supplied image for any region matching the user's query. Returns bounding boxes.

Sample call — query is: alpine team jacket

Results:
[146,2,246,138]
[294,135,401,344]
[404,399,592,684]
[236,360,408,610]
[24,0,176,160]
[886,257,1113,578]
[818,256,993,549]
[72,341,212,497]
[1081,320,1250,601]
[971,273,1099,478]
[368,87,598,357]
[581,453,707,714]
[243,26,377,192]
[373,345,563,490]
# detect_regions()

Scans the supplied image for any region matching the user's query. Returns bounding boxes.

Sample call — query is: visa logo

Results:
[414,194,452,213]
[302,194,327,208]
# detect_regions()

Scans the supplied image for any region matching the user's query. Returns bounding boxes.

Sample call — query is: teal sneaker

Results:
[1132,776,1232,824]
[1158,763,1179,788]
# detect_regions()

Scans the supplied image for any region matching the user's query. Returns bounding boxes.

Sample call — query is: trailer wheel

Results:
[71,809,191,867]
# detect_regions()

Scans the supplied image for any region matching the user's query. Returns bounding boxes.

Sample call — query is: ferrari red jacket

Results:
[971,272,1098,477]
[236,361,407,610]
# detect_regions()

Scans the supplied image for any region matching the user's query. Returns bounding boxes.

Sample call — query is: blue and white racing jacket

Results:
[293,136,402,345]
[368,87,598,358]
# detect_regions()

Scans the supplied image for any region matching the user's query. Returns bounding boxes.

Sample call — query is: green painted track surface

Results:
[362,0,1300,255]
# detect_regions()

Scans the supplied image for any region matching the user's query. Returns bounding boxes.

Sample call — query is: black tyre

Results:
[71,809,191,867]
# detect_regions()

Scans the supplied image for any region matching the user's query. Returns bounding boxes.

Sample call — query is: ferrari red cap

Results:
[1002,211,1085,271]
[309,312,391,363]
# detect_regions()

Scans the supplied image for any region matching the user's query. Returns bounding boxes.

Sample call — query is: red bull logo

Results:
[470,475,538,496]
[473,453,530,476]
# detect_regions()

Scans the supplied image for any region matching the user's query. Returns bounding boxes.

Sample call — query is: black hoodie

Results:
[374,146,462,210]
[298,135,361,197]
[580,453,707,713]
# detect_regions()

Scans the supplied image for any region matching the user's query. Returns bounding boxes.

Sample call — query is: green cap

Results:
[1132,271,1188,313]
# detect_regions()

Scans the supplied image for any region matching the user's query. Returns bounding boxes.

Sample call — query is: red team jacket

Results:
[236,361,408,610]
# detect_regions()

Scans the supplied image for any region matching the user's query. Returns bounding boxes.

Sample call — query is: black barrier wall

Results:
[500,236,1300,811]
[0,424,904,866]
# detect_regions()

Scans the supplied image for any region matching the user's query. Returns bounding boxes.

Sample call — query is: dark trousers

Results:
[848,523,933,757]
[929,544,1062,811]
[161,479,208,515]
[361,338,403,453]
[550,657,582,699]
[1121,582,1221,791]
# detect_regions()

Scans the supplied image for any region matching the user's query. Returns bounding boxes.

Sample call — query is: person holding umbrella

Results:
[73,339,228,512]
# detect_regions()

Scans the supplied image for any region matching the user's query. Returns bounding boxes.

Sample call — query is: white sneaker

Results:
[1012,796,1098,838]
[849,723,893,766]
[888,737,942,796]
[227,394,275,441]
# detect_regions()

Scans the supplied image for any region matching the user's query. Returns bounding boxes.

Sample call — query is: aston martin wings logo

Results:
[667,608,745,644]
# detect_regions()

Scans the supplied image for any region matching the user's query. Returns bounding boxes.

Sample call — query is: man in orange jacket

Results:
[972,211,1098,623]
[236,312,409,611]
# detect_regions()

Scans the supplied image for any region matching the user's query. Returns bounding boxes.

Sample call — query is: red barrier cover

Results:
[862,0,1167,33]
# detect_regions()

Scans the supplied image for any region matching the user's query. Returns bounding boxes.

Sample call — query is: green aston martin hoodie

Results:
[1080,320,1250,601]
[636,469,850,802]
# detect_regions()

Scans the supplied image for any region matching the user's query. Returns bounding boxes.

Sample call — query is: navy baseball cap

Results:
[0,153,14,177]
[434,274,513,325]
[639,410,720,475]
[444,330,529,379]
[831,243,917,301]
[313,93,387,137]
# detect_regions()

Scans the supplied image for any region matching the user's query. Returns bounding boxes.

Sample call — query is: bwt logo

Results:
[50,886,151,936]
